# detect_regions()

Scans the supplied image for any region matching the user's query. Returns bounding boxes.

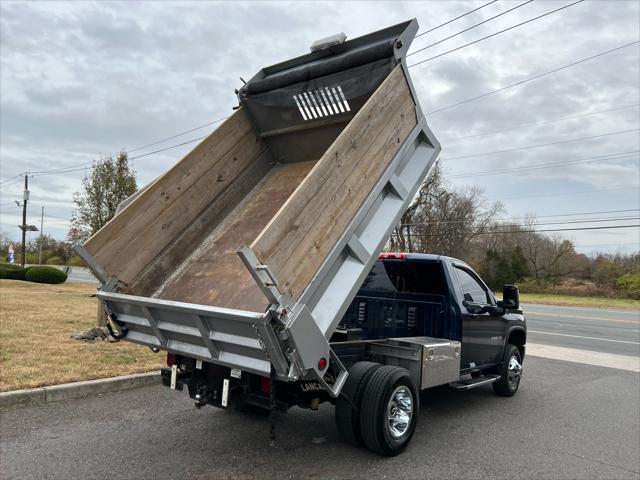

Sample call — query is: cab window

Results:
[360,260,447,295]
[455,267,489,304]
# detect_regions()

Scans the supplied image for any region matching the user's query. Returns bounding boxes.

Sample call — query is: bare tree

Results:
[391,164,503,259]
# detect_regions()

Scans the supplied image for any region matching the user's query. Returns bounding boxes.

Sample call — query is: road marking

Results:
[529,318,640,333]
[528,330,640,345]
[522,303,639,315]
[527,311,639,324]
[527,343,639,373]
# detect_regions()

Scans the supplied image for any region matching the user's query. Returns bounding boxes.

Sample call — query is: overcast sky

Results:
[1,0,638,255]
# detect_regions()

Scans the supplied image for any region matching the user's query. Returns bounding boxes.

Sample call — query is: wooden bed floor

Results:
[155,159,316,312]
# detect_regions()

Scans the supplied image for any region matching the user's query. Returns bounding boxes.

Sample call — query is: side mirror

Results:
[501,284,520,310]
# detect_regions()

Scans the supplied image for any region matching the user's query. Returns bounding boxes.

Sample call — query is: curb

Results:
[0,371,161,409]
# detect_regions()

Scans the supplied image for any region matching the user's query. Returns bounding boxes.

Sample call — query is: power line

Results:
[412,224,640,235]
[441,104,640,143]
[28,127,640,180]
[408,0,534,57]
[30,153,131,175]
[0,174,23,186]
[129,135,208,160]
[127,115,228,153]
[444,129,640,161]
[415,0,499,38]
[446,151,639,179]
[574,242,639,248]
[43,213,71,221]
[401,216,640,228]
[503,208,640,220]
[493,186,639,201]
[486,224,640,234]
[31,162,93,175]
[409,0,586,67]
[422,40,640,114]
[28,117,228,177]
[33,134,211,178]
[0,178,25,189]
[507,216,640,226]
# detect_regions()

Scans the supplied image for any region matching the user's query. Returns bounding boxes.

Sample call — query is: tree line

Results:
[389,163,639,299]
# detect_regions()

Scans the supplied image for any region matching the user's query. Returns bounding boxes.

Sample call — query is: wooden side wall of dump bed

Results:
[83,65,417,314]
[82,108,301,313]
[251,65,416,302]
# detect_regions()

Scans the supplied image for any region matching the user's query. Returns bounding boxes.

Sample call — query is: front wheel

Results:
[493,344,523,397]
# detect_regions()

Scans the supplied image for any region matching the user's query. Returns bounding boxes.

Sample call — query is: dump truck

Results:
[76,19,526,456]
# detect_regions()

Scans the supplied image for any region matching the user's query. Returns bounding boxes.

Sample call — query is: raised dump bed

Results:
[77,19,440,396]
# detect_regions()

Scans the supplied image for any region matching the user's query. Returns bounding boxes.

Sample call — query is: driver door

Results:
[454,266,504,368]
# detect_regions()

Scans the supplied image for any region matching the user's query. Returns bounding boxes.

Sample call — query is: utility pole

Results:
[38,206,44,264]
[20,174,29,267]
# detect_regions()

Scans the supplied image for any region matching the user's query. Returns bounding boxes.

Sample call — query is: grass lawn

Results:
[518,292,639,310]
[0,280,164,392]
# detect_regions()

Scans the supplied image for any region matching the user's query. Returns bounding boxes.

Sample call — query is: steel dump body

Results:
[78,19,440,396]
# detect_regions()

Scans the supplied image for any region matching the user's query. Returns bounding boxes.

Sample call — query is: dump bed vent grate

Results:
[293,86,351,121]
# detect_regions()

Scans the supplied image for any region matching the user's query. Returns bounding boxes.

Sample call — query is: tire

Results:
[335,362,382,447]
[493,344,523,397]
[359,366,419,456]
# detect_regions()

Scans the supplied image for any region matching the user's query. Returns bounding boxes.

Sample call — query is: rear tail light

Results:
[260,376,270,395]
[318,357,328,371]
[379,252,406,260]
[166,352,177,367]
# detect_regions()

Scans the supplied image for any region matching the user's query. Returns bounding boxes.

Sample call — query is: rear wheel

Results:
[359,366,419,456]
[493,344,523,397]
[335,362,382,446]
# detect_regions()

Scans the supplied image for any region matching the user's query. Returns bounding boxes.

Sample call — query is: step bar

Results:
[449,374,501,390]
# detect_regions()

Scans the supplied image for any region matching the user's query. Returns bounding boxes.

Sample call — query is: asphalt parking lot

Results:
[1,356,638,480]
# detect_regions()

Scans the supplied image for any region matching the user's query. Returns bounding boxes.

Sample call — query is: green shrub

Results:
[24,266,67,284]
[518,277,614,297]
[25,253,39,264]
[0,263,24,270]
[67,256,86,267]
[617,273,640,299]
[46,256,64,265]
[0,266,27,280]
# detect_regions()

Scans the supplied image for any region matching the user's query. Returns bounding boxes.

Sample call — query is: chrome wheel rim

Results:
[508,355,522,389]
[387,385,413,439]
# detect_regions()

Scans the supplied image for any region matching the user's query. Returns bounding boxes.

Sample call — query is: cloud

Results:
[1,0,638,253]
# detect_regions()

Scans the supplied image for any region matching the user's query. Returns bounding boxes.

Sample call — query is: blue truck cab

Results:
[335,253,526,377]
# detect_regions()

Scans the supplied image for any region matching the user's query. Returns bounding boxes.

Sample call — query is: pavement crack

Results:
[555,449,640,475]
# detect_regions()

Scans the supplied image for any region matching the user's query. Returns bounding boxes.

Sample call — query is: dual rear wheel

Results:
[336,347,523,455]
[335,362,418,456]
